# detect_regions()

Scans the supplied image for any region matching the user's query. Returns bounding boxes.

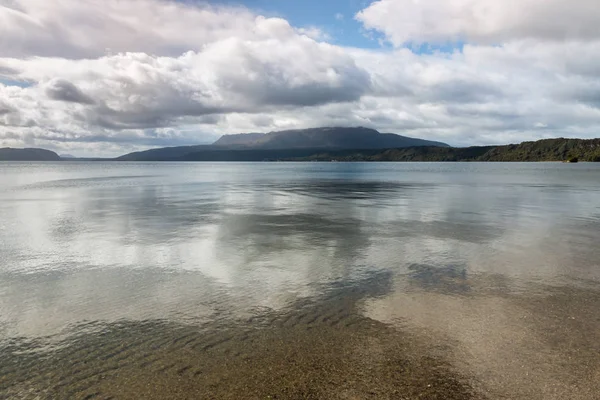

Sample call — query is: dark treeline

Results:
[284,139,600,162]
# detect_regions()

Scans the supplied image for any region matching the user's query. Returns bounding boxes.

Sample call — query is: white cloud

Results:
[297,26,331,41]
[0,0,260,58]
[356,0,600,46]
[0,13,370,130]
[1,0,600,156]
[335,13,344,21]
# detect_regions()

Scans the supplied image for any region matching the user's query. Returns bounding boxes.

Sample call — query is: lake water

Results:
[1,162,599,399]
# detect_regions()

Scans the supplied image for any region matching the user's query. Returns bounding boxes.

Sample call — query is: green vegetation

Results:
[284,138,600,162]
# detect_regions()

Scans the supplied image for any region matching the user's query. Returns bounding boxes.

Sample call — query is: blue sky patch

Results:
[0,79,32,88]
[206,0,387,48]
[200,0,467,54]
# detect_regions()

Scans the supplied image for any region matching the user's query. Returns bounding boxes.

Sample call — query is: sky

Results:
[1,0,600,157]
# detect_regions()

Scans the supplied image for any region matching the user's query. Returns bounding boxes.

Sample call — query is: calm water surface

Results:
[1,162,599,399]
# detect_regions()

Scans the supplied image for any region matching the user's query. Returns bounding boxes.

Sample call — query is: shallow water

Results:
[1,162,599,399]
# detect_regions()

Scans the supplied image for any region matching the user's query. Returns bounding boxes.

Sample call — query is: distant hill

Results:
[284,138,600,162]
[116,145,212,162]
[213,127,449,149]
[0,148,61,161]
[213,133,267,147]
[478,138,600,162]
[118,127,449,161]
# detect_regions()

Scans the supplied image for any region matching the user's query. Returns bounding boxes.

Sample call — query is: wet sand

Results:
[2,271,599,400]
[366,270,600,400]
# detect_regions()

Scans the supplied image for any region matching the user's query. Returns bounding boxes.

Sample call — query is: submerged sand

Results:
[1,271,599,400]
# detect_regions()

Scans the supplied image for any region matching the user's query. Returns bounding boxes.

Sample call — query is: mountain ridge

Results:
[118,127,449,161]
[212,127,449,149]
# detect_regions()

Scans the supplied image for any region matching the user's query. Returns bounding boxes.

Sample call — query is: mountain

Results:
[0,148,61,161]
[212,127,449,149]
[118,127,449,161]
[116,145,212,161]
[283,138,600,162]
[213,133,267,147]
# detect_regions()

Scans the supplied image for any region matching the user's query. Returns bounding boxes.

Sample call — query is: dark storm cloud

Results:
[45,79,95,105]
[0,101,15,115]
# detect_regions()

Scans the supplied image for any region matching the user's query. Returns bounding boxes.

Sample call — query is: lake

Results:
[1,162,599,399]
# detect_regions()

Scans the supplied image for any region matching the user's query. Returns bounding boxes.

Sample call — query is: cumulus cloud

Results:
[1,0,253,58]
[356,0,600,46]
[0,30,370,131]
[1,0,600,156]
[0,0,335,58]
